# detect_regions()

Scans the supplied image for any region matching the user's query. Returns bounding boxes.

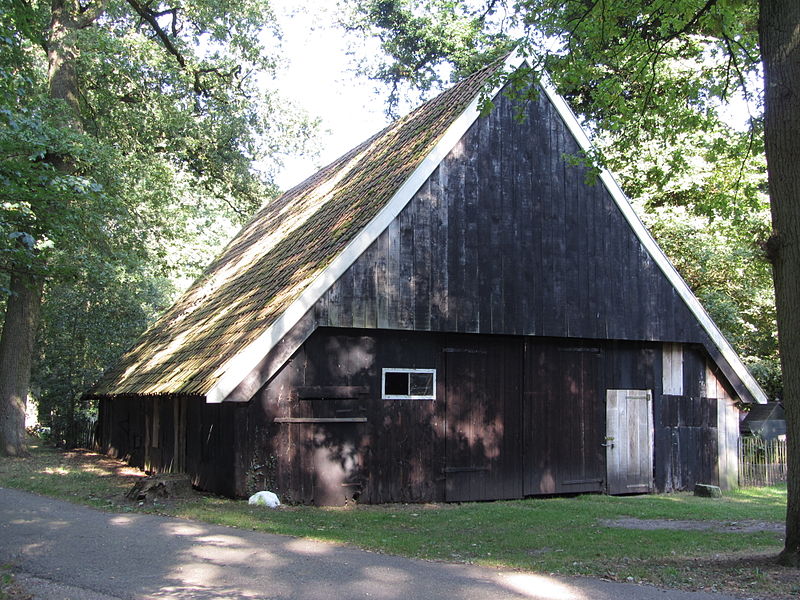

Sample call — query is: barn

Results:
[89,55,767,505]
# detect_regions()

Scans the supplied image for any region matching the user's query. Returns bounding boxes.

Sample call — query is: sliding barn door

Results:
[606,389,654,495]
[444,340,522,501]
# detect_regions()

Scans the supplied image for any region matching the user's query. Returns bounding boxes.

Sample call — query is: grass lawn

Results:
[0,440,796,598]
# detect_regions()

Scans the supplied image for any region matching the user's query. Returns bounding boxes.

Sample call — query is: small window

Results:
[382,368,436,399]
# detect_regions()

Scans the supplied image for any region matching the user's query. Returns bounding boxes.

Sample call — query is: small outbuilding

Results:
[741,402,786,441]
[89,56,766,505]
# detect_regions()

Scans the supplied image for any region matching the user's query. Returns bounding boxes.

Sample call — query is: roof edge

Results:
[537,75,768,404]
[204,54,520,404]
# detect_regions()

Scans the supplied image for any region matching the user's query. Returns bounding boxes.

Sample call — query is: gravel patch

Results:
[599,518,784,534]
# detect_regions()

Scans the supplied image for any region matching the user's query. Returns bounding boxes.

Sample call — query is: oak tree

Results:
[0,0,314,454]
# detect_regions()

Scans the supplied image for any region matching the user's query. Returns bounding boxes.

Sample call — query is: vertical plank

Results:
[376,226,390,328]
[662,343,684,395]
[445,143,465,331]
[397,203,416,330]
[717,395,740,490]
[429,166,448,330]
[463,137,479,333]
[326,271,341,328]
[350,256,367,329]
[413,183,432,330]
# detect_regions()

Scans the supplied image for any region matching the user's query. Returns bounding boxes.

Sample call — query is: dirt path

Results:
[0,487,751,600]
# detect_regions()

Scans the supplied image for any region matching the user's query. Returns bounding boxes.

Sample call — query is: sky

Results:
[266,2,758,191]
[269,1,391,190]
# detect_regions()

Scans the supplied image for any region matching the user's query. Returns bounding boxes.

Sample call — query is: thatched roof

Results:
[90,61,503,399]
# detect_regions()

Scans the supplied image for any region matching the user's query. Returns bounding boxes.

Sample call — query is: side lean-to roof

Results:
[90,54,767,405]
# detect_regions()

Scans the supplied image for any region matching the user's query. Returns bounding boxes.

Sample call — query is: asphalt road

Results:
[0,487,746,600]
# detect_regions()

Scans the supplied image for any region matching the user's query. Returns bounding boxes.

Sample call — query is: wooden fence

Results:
[738,436,787,487]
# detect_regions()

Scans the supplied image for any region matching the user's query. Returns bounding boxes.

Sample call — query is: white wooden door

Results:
[605,390,654,495]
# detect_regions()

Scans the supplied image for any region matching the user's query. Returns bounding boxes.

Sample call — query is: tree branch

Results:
[124,0,187,68]
[668,0,719,41]
[76,0,108,29]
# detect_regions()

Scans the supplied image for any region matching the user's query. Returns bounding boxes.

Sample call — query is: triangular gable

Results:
[92,53,767,405]
[209,56,765,405]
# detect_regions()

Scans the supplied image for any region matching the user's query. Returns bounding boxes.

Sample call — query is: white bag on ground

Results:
[248,490,281,508]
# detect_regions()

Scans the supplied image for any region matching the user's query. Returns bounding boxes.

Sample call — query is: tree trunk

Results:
[48,0,82,122]
[759,0,800,567]
[0,1,92,456]
[0,271,43,456]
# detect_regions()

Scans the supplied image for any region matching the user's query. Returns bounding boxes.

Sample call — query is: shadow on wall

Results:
[263,334,523,505]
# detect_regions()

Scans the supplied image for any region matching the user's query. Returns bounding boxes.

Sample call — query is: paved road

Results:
[0,487,744,600]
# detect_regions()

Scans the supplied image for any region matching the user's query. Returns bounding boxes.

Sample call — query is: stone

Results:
[693,483,722,498]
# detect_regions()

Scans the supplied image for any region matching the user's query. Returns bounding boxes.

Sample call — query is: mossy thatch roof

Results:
[90,61,502,399]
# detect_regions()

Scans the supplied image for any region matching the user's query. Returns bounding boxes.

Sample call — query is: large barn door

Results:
[523,343,605,495]
[444,340,522,501]
[606,389,654,494]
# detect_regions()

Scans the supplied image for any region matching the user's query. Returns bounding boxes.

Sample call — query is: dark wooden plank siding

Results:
[523,340,605,495]
[99,82,750,500]
[654,346,723,492]
[97,331,729,502]
[315,84,710,353]
[443,336,523,501]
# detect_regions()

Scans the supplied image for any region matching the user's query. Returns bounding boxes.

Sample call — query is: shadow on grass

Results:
[0,441,794,599]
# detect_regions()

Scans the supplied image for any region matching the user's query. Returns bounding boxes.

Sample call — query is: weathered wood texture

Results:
[606,389,654,495]
[229,329,729,504]
[443,338,523,501]
[523,341,605,495]
[315,87,710,350]
[246,330,442,505]
[709,365,739,490]
[96,82,749,502]
[98,331,734,502]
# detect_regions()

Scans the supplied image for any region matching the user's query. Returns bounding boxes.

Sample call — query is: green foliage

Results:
[343,0,514,112]
[33,261,172,445]
[0,0,318,443]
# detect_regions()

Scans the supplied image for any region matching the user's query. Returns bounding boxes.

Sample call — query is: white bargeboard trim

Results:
[537,75,767,404]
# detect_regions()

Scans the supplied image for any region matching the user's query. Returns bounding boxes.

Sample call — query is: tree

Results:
[343,0,799,565]
[759,0,800,567]
[0,0,315,455]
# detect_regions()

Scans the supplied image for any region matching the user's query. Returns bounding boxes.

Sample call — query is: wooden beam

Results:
[274,417,368,424]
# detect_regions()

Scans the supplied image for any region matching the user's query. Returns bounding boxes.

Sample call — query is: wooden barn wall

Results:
[184,399,241,497]
[237,328,730,505]
[314,85,710,349]
[245,329,445,505]
[97,395,240,497]
[98,396,145,467]
[655,346,735,492]
[96,336,732,500]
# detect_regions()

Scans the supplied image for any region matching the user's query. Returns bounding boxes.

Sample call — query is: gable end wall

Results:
[314,85,710,349]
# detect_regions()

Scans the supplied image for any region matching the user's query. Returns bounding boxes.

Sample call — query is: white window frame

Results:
[382,368,436,400]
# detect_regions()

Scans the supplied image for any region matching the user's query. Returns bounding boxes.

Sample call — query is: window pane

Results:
[384,372,409,396]
[409,372,434,396]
